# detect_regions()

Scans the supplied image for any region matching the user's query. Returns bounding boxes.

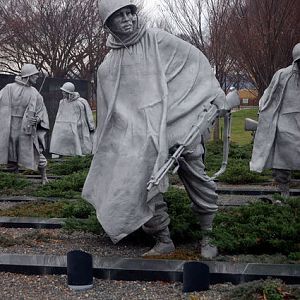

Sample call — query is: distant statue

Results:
[250,43,300,197]
[50,82,95,156]
[0,63,49,184]
[82,0,228,259]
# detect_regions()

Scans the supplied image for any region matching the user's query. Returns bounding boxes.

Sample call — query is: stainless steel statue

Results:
[50,82,95,157]
[250,43,300,197]
[0,64,49,184]
[82,0,229,258]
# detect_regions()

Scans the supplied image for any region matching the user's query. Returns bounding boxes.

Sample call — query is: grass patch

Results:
[218,108,258,145]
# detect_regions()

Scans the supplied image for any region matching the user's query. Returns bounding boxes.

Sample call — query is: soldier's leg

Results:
[142,193,175,256]
[178,143,218,259]
[272,168,291,198]
[38,152,48,185]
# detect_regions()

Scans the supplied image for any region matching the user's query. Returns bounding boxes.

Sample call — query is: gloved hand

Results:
[169,143,180,156]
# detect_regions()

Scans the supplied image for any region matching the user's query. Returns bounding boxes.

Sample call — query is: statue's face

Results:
[62,91,69,98]
[108,7,136,39]
[29,73,39,85]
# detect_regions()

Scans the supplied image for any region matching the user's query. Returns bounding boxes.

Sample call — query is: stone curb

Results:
[0,254,299,285]
[216,188,300,196]
[0,217,65,229]
[0,196,59,203]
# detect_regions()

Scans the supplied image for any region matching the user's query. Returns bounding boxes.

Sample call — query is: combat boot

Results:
[142,227,175,257]
[199,213,218,259]
[279,183,290,198]
[39,166,49,185]
[200,235,218,259]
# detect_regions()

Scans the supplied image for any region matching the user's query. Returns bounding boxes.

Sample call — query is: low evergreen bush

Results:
[212,197,300,256]
[0,172,29,190]
[33,170,87,198]
[63,215,102,234]
[225,279,300,300]
[48,155,92,175]
[0,200,68,218]
[62,198,94,218]
[205,142,268,183]
[218,159,265,184]
[165,187,201,241]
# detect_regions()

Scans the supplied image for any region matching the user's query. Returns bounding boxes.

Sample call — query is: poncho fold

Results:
[50,93,95,156]
[250,64,300,172]
[0,78,49,170]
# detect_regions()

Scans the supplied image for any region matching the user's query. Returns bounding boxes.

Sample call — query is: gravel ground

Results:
[0,188,298,299]
[0,272,234,300]
[0,227,293,264]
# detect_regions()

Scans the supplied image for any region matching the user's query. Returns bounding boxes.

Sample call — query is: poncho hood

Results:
[106,23,147,49]
[292,43,300,62]
[15,76,30,87]
[98,0,137,26]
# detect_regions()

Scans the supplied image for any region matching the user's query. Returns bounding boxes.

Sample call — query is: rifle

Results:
[24,73,47,136]
[147,90,240,191]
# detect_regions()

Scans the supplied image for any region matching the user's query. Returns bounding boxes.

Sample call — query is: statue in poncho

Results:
[0,64,49,184]
[50,82,95,156]
[250,43,300,197]
[82,0,226,258]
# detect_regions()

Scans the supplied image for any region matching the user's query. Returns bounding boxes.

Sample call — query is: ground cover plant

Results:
[211,197,300,258]
[47,155,92,175]
[1,187,299,260]
[33,170,88,198]
[224,279,300,300]
[0,198,93,218]
[205,142,270,183]
[0,172,30,193]
[0,231,52,248]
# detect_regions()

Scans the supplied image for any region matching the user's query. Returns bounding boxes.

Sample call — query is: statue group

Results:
[0,0,299,259]
[0,65,95,184]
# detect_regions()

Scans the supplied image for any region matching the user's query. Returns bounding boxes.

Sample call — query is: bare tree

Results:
[228,0,300,96]
[157,0,235,140]
[158,0,208,53]
[0,0,108,80]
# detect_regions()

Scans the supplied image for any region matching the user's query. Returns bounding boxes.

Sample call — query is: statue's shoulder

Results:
[146,27,170,39]
[30,86,42,96]
[78,97,89,105]
[273,65,293,80]
[5,82,16,90]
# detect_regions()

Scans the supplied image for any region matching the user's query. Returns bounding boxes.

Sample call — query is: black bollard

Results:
[182,261,210,293]
[67,250,93,291]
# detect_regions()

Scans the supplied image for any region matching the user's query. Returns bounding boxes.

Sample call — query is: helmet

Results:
[98,0,137,26]
[60,82,75,94]
[20,64,39,78]
[292,43,300,62]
